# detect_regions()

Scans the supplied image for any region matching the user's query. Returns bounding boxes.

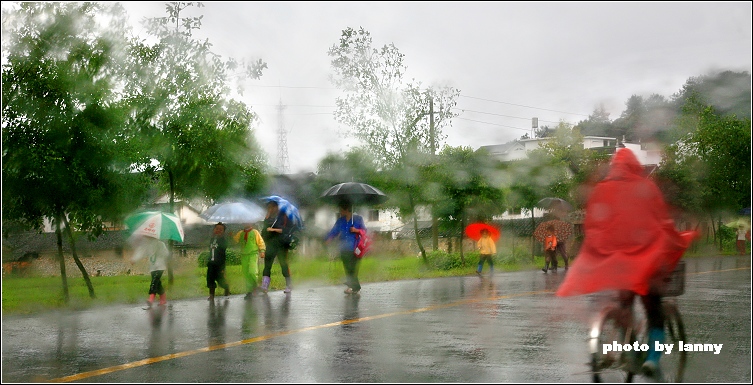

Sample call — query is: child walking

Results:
[476,229,496,276]
[130,235,170,308]
[234,222,266,299]
[542,224,558,273]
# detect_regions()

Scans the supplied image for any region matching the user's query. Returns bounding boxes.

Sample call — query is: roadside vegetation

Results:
[1,240,732,317]
[2,3,749,316]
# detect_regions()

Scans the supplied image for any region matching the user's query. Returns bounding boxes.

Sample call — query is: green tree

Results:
[123,2,269,281]
[576,104,612,137]
[433,146,506,263]
[2,2,148,301]
[672,70,752,120]
[690,108,751,214]
[327,26,459,261]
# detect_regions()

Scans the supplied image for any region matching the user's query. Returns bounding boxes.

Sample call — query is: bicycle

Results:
[589,260,688,383]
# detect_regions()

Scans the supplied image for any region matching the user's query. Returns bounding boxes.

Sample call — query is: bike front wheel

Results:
[590,306,636,383]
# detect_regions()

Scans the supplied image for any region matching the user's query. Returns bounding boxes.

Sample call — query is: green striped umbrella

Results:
[125,211,185,242]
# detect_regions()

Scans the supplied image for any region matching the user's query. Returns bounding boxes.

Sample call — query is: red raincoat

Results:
[556,148,698,297]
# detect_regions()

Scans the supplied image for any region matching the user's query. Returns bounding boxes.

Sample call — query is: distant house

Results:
[477,137,549,162]
[479,136,663,221]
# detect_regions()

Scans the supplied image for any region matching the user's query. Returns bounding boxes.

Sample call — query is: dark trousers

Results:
[544,249,557,270]
[263,243,290,278]
[149,270,165,295]
[549,243,569,269]
[207,263,229,290]
[340,249,361,291]
[618,290,664,329]
[477,254,494,272]
[737,240,747,255]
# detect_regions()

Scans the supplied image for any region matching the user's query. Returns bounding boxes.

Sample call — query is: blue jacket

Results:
[326,214,366,253]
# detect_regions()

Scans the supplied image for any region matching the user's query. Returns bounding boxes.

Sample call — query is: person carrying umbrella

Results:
[260,199,295,294]
[233,222,266,299]
[325,201,367,295]
[207,222,231,301]
[129,235,170,308]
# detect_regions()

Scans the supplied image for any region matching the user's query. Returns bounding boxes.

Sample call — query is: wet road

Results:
[2,255,750,383]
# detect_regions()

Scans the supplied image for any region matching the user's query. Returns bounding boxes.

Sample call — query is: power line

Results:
[454,117,530,132]
[453,108,561,124]
[459,94,590,117]
[246,84,337,90]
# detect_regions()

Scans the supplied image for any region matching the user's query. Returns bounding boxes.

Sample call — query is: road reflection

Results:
[208,299,228,346]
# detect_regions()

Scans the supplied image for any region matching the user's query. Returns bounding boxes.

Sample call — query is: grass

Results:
[1,240,735,317]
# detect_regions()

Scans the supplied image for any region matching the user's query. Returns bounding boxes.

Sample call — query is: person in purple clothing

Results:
[325,201,366,295]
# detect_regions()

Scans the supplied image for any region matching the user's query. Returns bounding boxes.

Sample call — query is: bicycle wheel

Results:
[590,307,635,383]
[660,302,687,382]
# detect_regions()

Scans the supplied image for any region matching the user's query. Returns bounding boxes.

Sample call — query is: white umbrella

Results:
[200,199,266,224]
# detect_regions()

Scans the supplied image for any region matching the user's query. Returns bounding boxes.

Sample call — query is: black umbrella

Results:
[319,182,388,206]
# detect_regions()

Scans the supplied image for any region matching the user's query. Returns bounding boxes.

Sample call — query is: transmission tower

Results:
[276,99,290,174]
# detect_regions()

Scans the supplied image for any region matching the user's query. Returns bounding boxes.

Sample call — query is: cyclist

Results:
[556,147,698,378]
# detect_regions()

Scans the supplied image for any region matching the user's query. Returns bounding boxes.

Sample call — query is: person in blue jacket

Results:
[325,201,366,295]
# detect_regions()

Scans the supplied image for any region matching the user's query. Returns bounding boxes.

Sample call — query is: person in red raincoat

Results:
[556,147,698,378]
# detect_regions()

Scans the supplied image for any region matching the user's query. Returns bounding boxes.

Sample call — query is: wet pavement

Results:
[2,255,750,383]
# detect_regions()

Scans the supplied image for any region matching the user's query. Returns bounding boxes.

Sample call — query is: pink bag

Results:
[354,229,372,258]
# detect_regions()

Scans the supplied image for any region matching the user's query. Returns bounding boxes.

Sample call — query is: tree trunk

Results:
[410,195,427,263]
[459,211,465,265]
[54,218,69,303]
[531,207,536,263]
[61,215,96,299]
[432,214,438,251]
[167,168,176,286]
[718,217,724,252]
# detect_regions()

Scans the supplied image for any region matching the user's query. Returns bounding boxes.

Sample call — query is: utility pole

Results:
[430,97,439,251]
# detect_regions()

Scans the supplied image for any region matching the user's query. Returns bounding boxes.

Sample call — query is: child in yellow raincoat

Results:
[476,229,497,276]
[234,223,266,299]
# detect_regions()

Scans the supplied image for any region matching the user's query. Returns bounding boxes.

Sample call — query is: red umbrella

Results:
[533,219,574,243]
[465,223,501,242]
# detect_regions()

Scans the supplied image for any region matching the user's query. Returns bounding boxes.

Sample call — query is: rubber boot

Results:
[223,285,231,297]
[542,261,549,273]
[642,327,665,379]
[261,276,271,293]
[208,287,215,301]
[476,263,483,276]
[147,293,155,308]
[159,293,167,306]
[284,277,292,293]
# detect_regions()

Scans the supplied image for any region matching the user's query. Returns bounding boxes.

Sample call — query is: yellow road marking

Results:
[47,266,750,382]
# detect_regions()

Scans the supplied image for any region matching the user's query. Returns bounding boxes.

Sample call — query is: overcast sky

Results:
[120,1,752,174]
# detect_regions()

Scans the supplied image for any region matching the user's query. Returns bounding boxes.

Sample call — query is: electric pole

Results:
[430,98,439,251]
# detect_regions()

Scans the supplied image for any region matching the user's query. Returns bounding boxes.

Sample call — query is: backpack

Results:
[280,216,303,250]
[354,229,372,258]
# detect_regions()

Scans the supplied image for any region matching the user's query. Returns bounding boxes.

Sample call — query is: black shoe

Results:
[542,268,548,273]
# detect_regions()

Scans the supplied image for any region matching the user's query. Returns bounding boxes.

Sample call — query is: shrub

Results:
[425,250,472,271]
[197,249,241,267]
